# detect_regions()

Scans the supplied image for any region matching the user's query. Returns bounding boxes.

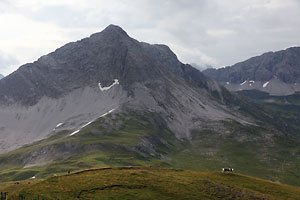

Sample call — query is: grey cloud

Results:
[30,5,85,28]
[1,0,300,74]
[0,52,19,75]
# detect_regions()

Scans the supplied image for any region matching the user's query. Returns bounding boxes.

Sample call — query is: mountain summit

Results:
[98,24,129,36]
[0,25,239,153]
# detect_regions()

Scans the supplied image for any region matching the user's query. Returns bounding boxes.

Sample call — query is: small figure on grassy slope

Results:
[222,168,234,172]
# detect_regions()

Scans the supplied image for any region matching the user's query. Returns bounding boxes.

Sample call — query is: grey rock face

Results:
[203,47,300,95]
[0,24,246,154]
[0,25,210,106]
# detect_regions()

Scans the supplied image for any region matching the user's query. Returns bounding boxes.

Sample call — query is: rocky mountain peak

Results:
[90,24,129,41]
[0,24,214,106]
[103,24,128,34]
[0,24,234,154]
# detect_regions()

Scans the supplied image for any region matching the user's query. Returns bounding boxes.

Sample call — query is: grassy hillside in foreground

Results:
[1,167,300,200]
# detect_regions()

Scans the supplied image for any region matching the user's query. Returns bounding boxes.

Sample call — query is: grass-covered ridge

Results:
[2,167,300,200]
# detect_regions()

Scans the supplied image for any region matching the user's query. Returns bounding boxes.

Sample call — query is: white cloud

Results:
[0,13,69,74]
[207,29,237,38]
[0,50,19,75]
[171,44,218,66]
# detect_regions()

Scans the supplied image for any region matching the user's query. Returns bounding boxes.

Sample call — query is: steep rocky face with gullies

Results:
[0,25,212,106]
[203,47,300,95]
[0,24,246,154]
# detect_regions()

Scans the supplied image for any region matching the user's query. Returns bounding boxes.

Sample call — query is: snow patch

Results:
[226,82,229,85]
[70,130,80,136]
[99,79,119,91]
[263,81,270,88]
[240,81,247,86]
[69,108,117,136]
[249,80,255,83]
[30,176,36,179]
[80,120,93,129]
[55,123,63,128]
[99,108,115,118]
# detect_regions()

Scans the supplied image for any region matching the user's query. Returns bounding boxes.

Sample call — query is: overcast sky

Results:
[0,0,300,75]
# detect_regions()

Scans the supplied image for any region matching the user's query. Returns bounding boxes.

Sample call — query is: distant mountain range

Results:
[0,74,3,79]
[203,47,300,96]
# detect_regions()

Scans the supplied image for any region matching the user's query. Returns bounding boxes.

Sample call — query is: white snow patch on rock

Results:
[80,120,94,129]
[69,108,117,137]
[69,130,80,136]
[55,123,63,128]
[99,79,119,91]
[263,81,270,88]
[240,81,247,86]
[30,176,36,179]
[99,108,116,118]
[249,80,255,83]
[226,82,229,85]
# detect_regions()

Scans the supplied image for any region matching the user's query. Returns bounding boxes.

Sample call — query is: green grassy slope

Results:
[2,167,300,200]
[0,110,299,187]
[235,90,300,135]
[238,91,300,106]
[0,111,182,181]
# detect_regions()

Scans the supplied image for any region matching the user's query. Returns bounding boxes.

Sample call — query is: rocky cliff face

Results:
[203,47,300,95]
[0,25,244,153]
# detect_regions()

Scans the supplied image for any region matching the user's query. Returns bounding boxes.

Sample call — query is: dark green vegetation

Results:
[236,90,300,135]
[238,90,300,105]
[0,109,300,187]
[2,167,300,200]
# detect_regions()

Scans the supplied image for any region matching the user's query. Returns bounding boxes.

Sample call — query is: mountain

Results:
[0,24,238,153]
[203,47,300,96]
[0,74,3,79]
[0,25,299,186]
[202,47,300,136]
